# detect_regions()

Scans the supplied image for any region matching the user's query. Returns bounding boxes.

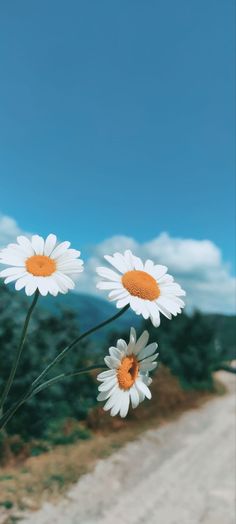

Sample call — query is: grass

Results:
[0,367,224,518]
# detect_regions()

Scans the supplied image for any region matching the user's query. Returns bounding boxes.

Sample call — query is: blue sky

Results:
[0,1,235,312]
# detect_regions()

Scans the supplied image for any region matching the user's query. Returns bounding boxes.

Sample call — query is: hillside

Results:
[41,291,236,356]
[1,284,236,352]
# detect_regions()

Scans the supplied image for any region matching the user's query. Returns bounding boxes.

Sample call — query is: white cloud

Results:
[0,215,24,245]
[0,214,235,314]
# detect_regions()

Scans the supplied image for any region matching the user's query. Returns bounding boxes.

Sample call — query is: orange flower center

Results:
[122,270,160,301]
[117,355,139,390]
[26,255,56,277]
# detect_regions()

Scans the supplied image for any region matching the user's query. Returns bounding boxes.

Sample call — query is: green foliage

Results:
[0,282,235,448]
[30,443,49,456]
[0,500,14,509]
[43,474,65,490]
[43,418,91,445]
[144,310,235,390]
[0,284,97,439]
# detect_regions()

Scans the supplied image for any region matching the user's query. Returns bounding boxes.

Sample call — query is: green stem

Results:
[0,304,129,431]
[0,365,106,431]
[0,290,39,410]
[30,365,106,397]
[31,304,129,389]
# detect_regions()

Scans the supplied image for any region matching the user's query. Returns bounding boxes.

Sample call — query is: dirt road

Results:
[22,372,235,524]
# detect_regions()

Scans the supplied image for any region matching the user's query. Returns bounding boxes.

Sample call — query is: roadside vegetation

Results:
[0,283,235,514]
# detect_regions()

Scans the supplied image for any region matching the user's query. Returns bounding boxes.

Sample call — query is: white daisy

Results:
[0,234,84,297]
[97,327,158,418]
[96,250,185,327]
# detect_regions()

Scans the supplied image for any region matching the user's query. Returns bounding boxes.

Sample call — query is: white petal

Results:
[4,244,28,258]
[138,343,158,361]
[97,384,118,401]
[50,241,71,259]
[139,361,158,372]
[124,250,135,271]
[52,273,68,293]
[56,272,75,290]
[44,234,57,256]
[110,397,123,416]
[104,253,128,273]
[57,261,84,274]
[157,296,181,315]
[17,236,34,256]
[116,297,130,308]
[97,369,116,381]
[127,339,136,356]
[98,377,117,391]
[25,277,38,296]
[117,339,127,352]
[103,395,117,412]
[109,289,129,302]
[158,274,174,285]
[44,276,60,296]
[104,356,120,369]
[36,277,51,296]
[0,267,25,278]
[146,301,162,326]
[106,388,124,414]
[153,265,168,279]
[130,327,137,344]
[142,373,152,386]
[110,389,126,416]
[109,346,123,360]
[130,385,140,409]
[155,301,172,320]
[160,282,186,296]
[133,255,144,271]
[119,390,130,418]
[150,310,161,326]
[96,267,121,282]
[141,353,159,363]
[136,379,152,400]
[129,296,143,314]
[97,281,123,290]
[140,302,151,320]
[56,249,81,264]
[31,235,45,255]
[134,330,150,353]
[15,274,31,291]
[0,253,26,266]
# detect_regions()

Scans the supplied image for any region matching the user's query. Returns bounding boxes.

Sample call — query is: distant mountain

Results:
[1,284,235,354]
[40,294,236,358]
[40,291,141,341]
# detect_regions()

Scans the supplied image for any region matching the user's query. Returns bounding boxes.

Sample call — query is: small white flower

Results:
[96,250,185,327]
[97,327,158,418]
[0,234,84,296]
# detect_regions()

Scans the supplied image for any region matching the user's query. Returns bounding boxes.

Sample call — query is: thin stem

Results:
[0,365,106,431]
[30,365,106,397]
[0,290,39,410]
[31,304,129,389]
[0,304,129,432]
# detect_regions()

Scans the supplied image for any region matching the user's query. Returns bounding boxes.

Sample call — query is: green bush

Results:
[0,285,97,439]
[0,282,235,447]
[144,311,230,390]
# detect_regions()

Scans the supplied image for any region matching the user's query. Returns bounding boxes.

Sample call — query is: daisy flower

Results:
[97,327,158,418]
[96,250,185,327]
[0,234,84,297]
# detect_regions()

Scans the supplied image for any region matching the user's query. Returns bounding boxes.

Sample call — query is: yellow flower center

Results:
[122,270,160,301]
[117,355,139,390]
[26,255,56,277]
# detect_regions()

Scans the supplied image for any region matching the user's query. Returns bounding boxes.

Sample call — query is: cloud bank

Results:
[0,214,235,314]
